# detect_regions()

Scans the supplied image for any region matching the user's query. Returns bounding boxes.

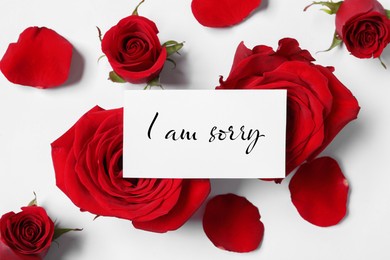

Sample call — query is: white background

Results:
[0,0,389,259]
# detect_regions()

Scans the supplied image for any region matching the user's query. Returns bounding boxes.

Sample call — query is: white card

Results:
[123,90,286,179]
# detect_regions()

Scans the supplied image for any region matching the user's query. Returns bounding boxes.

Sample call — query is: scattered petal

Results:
[0,26,73,88]
[202,193,264,253]
[191,0,262,27]
[289,157,349,227]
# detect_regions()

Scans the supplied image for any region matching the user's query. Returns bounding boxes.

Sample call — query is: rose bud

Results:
[101,15,168,84]
[336,0,390,58]
[0,206,54,257]
[305,0,390,60]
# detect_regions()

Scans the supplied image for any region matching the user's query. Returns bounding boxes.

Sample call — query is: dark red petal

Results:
[0,233,46,260]
[276,38,315,62]
[132,179,211,233]
[308,66,359,160]
[0,26,72,88]
[51,106,104,191]
[202,193,264,253]
[191,0,262,27]
[230,42,253,73]
[289,157,349,227]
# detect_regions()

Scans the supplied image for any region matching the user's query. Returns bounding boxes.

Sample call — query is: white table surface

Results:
[0,0,389,259]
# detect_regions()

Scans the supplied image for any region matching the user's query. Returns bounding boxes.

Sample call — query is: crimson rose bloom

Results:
[0,206,54,256]
[102,15,167,84]
[336,0,390,58]
[51,106,210,233]
[217,38,360,175]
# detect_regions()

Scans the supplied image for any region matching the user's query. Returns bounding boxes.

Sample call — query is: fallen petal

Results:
[289,156,349,227]
[191,0,262,27]
[202,193,264,252]
[0,26,73,88]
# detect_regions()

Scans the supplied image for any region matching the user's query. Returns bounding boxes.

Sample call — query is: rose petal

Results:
[0,26,73,88]
[309,66,360,159]
[276,38,315,62]
[191,0,262,27]
[133,179,211,233]
[0,238,44,260]
[289,157,349,227]
[202,193,264,253]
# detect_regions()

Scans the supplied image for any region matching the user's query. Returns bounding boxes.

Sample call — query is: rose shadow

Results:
[159,51,189,88]
[45,230,83,260]
[321,119,364,157]
[258,0,269,12]
[61,47,85,87]
[245,0,269,21]
[379,43,390,65]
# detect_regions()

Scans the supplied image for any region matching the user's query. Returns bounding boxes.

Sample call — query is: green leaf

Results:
[96,26,103,42]
[304,1,343,15]
[28,192,37,207]
[386,9,390,19]
[318,31,342,53]
[108,71,126,83]
[132,0,145,16]
[53,227,83,241]
[163,41,184,56]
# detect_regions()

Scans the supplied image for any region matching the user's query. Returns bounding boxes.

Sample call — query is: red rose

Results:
[336,0,390,58]
[0,26,73,88]
[217,38,360,175]
[0,206,54,257]
[102,15,167,84]
[51,106,210,233]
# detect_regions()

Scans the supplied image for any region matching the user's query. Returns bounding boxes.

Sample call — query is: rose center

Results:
[125,37,147,55]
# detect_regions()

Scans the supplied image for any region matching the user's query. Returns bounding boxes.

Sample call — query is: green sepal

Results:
[97,54,106,63]
[96,26,103,42]
[162,40,179,47]
[144,77,162,90]
[108,71,126,83]
[386,9,390,19]
[132,0,145,16]
[379,56,387,69]
[304,1,343,15]
[27,192,37,207]
[318,31,342,53]
[162,41,184,56]
[53,227,83,241]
